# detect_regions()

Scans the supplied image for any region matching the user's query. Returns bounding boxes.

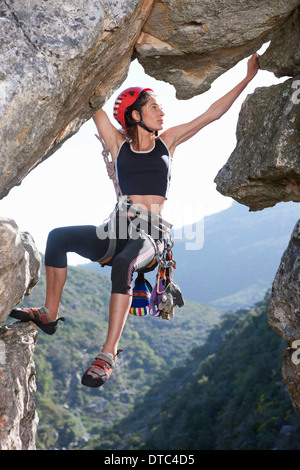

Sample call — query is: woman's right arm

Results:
[93,109,124,160]
[162,53,259,156]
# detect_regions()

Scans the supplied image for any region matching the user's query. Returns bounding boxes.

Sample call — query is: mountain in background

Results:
[80,201,299,311]
[172,201,299,310]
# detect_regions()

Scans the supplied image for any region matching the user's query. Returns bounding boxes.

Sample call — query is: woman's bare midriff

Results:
[129,194,165,215]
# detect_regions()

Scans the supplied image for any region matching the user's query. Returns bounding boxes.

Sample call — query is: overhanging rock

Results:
[135,0,300,99]
[0,0,154,199]
[214,77,300,211]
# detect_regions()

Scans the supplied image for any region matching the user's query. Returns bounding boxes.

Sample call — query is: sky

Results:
[0,42,287,265]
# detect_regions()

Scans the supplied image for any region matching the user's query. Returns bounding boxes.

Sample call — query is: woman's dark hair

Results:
[123,90,153,143]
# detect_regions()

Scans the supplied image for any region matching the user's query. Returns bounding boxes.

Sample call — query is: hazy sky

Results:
[0,43,286,264]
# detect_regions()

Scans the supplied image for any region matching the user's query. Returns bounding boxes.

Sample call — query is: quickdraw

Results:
[149,237,184,321]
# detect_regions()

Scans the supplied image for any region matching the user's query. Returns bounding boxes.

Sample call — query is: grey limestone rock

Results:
[268,220,300,413]
[259,6,300,78]
[0,322,38,450]
[135,0,300,99]
[268,220,300,344]
[0,218,41,323]
[0,0,154,199]
[214,77,300,211]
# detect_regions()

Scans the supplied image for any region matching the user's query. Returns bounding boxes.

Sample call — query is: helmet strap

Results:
[138,120,158,137]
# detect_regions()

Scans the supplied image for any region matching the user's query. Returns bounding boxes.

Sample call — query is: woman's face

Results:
[135,95,165,132]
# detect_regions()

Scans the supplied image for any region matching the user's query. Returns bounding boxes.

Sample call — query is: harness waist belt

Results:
[117,196,173,233]
[96,196,173,265]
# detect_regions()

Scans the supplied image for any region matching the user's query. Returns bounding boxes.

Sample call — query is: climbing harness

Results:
[95,128,184,320]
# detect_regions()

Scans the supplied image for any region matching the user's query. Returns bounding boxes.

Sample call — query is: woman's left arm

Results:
[162,53,260,154]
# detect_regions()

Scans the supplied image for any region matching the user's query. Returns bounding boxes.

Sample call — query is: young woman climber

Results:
[10,53,260,388]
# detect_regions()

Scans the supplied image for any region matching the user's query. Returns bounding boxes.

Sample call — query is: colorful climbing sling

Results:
[130,272,152,316]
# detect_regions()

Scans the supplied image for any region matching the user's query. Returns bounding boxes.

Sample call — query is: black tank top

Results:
[115,138,172,198]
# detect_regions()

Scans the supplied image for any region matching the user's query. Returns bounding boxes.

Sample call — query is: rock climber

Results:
[10,53,260,388]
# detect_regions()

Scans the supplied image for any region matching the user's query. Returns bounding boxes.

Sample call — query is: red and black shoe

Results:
[9,306,65,335]
[81,349,123,388]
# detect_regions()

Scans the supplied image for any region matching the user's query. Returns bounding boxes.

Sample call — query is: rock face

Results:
[269,221,300,344]
[0,218,41,323]
[259,6,300,78]
[0,219,40,449]
[0,322,38,450]
[1,0,300,450]
[0,0,154,199]
[268,220,300,413]
[214,77,300,211]
[136,0,300,99]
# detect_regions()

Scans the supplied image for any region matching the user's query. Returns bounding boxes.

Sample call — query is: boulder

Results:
[135,0,300,99]
[0,218,41,323]
[214,77,300,211]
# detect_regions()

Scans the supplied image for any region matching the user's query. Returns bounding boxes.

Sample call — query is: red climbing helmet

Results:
[113,87,154,129]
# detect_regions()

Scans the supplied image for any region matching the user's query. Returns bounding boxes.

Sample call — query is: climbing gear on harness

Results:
[81,349,123,388]
[113,87,154,130]
[9,306,65,335]
[129,272,152,316]
[149,239,184,320]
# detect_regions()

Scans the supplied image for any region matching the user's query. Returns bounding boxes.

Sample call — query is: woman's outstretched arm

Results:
[162,53,260,154]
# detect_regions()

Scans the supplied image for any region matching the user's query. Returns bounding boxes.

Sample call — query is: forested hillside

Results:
[14,261,300,450]
[16,262,221,449]
[81,293,300,451]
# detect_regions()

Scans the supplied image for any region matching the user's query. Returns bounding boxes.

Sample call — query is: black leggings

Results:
[45,221,164,295]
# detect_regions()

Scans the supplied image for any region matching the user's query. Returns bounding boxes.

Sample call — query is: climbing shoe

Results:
[9,306,65,335]
[81,349,123,388]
